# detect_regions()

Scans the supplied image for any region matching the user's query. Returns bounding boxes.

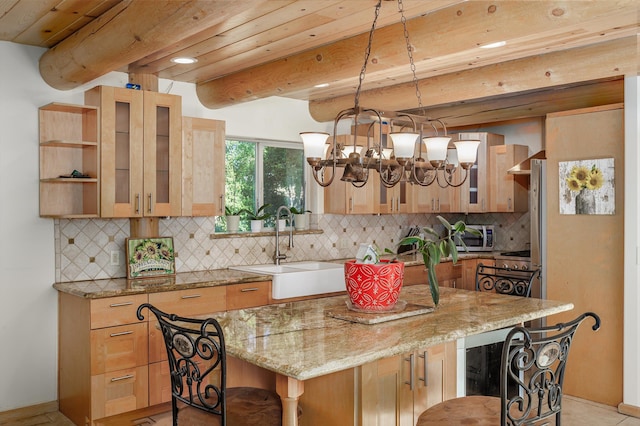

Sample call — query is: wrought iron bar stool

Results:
[137,303,299,426]
[475,263,541,297]
[416,312,601,425]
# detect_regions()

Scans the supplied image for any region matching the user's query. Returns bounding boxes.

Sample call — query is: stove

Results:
[499,250,530,257]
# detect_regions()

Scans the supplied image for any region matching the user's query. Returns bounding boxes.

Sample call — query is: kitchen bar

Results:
[213,286,573,426]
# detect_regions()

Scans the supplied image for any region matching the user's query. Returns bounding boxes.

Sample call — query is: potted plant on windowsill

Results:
[241,203,271,232]
[224,206,242,233]
[398,216,479,307]
[289,207,311,230]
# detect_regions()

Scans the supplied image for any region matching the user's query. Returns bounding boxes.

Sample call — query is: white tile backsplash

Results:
[54,212,530,282]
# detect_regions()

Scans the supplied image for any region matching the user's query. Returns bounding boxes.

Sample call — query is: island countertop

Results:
[211,286,574,381]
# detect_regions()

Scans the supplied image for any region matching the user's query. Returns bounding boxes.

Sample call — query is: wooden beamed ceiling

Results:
[1,0,638,127]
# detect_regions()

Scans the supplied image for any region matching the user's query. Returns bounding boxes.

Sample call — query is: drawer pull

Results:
[110,331,133,337]
[111,374,134,382]
[109,302,133,308]
[241,288,259,292]
[181,294,201,299]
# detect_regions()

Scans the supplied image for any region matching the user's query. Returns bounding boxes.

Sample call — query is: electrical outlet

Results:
[110,251,120,266]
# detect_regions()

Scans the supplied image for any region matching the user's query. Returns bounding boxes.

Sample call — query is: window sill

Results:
[211,228,323,239]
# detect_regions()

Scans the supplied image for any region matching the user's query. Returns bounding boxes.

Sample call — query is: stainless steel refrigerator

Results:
[530,158,547,325]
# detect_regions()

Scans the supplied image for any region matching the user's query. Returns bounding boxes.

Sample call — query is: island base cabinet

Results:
[90,366,149,420]
[299,341,456,426]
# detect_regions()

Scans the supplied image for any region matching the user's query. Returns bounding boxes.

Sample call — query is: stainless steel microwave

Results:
[454,225,495,252]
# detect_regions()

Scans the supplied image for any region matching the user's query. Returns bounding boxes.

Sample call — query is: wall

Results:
[623,74,640,414]
[546,104,624,406]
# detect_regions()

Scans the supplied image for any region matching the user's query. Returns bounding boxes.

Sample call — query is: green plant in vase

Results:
[398,216,480,306]
[240,203,271,232]
[289,206,311,230]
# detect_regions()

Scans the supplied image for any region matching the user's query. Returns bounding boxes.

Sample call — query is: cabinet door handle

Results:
[148,193,152,213]
[418,351,428,386]
[349,197,353,213]
[111,374,134,382]
[508,197,512,210]
[431,198,435,211]
[404,353,415,391]
[135,194,140,214]
[219,195,224,215]
[241,288,259,292]
[181,294,201,299]
[109,301,133,308]
[110,331,133,337]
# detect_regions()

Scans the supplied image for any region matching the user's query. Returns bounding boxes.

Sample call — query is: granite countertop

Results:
[51,252,500,299]
[52,269,272,298]
[213,286,574,381]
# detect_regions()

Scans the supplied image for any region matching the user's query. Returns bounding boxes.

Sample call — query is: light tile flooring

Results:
[2,396,639,425]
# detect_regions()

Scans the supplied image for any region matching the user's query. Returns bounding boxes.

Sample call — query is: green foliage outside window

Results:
[216,140,305,232]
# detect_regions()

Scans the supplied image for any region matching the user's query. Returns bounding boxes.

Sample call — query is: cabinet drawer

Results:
[434,262,463,281]
[90,294,148,329]
[403,265,427,286]
[226,281,270,310]
[90,322,148,375]
[148,286,226,317]
[91,366,148,419]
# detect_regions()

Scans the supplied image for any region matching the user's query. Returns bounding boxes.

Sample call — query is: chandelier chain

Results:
[354,0,382,110]
[398,0,423,109]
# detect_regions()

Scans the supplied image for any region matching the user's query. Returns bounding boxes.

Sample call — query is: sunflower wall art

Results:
[126,237,175,279]
[559,158,615,215]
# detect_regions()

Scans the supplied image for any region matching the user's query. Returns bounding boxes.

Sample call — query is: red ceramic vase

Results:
[344,260,405,311]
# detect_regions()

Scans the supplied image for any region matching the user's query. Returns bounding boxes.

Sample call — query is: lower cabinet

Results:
[299,341,456,426]
[59,281,271,424]
[59,292,149,426]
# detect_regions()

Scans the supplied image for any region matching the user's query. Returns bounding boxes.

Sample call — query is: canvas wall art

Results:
[559,158,615,215]
[126,237,176,279]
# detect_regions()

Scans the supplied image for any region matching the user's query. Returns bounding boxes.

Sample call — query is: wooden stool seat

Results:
[416,396,500,425]
[176,387,284,425]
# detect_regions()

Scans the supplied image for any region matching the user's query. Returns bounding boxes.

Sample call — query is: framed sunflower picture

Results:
[126,237,176,279]
[559,158,615,215]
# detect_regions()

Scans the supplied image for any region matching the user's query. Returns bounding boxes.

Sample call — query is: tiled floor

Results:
[2,396,638,425]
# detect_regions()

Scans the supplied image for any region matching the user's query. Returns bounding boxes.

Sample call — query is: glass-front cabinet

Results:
[85,86,182,217]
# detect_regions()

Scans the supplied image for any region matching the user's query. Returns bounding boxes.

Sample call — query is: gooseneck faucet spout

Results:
[274,206,294,265]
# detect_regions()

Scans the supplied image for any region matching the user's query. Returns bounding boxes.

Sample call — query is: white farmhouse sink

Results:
[229,261,345,299]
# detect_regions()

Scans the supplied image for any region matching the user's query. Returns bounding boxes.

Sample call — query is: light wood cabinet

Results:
[488,144,529,212]
[378,177,412,213]
[434,261,463,289]
[453,132,504,213]
[58,292,149,426]
[85,86,182,218]
[324,136,376,214]
[299,341,456,426]
[39,103,99,218]
[182,116,226,216]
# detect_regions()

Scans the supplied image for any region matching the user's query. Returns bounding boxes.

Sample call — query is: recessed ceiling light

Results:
[479,41,506,49]
[171,57,198,64]
[314,83,330,88]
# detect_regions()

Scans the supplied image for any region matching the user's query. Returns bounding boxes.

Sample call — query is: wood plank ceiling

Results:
[1,0,637,127]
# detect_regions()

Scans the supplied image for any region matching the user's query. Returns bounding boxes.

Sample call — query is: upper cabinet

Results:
[85,86,182,218]
[453,132,504,213]
[38,103,99,218]
[488,144,529,212]
[324,135,376,214]
[182,117,226,217]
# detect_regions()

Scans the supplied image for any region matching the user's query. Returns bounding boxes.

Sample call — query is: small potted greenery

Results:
[289,207,311,230]
[224,206,242,233]
[241,203,271,232]
[398,216,479,306]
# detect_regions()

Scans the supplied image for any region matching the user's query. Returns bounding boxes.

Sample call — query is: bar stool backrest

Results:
[476,263,540,297]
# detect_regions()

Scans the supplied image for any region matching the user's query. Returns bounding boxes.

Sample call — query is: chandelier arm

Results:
[312,161,336,187]
[412,164,438,187]
[435,167,469,188]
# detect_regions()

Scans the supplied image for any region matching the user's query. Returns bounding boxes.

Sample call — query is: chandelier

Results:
[300,0,480,189]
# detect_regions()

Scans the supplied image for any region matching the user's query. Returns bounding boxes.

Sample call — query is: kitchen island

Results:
[212,286,574,426]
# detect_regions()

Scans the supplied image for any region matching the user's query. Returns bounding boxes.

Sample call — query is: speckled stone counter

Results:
[213,286,574,381]
[52,269,271,298]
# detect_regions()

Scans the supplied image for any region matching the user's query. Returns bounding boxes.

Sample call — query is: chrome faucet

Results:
[274,205,294,265]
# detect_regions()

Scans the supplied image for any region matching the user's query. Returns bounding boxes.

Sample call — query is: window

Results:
[218,139,306,232]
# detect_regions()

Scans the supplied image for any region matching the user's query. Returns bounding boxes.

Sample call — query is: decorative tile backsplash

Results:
[54,212,530,282]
